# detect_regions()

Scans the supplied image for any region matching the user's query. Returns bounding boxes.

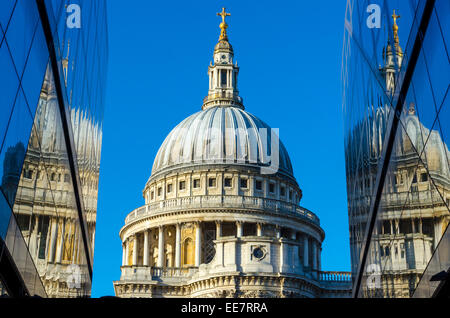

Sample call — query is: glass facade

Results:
[342,0,449,297]
[0,0,107,297]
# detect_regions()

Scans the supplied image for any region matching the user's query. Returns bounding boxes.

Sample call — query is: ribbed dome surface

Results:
[151,106,293,176]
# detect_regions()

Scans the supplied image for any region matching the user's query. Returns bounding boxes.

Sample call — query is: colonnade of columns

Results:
[25,215,85,265]
[122,222,202,268]
[121,221,322,273]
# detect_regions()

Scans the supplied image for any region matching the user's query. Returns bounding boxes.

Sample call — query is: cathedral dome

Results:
[151,106,293,178]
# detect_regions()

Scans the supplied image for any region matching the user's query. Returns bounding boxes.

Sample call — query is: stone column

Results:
[418,218,423,234]
[303,235,309,268]
[216,221,222,239]
[44,219,51,261]
[195,222,202,266]
[66,220,73,261]
[312,241,318,276]
[236,221,243,238]
[412,218,416,233]
[256,223,262,236]
[279,239,286,272]
[434,217,443,249]
[125,239,129,266]
[312,241,317,269]
[49,217,58,263]
[175,223,181,268]
[75,227,81,264]
[56,219,65,263]
[29,215,39,260]
[91,227,96,254]
[318,244,322,271]
[122,242,126,266]
[143,230,149,266]
[132,234,138,266]
[158,226,164,267]
[209,71,212,90]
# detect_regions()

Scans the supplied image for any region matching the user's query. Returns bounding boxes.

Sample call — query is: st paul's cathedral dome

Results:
[114,8,351,298]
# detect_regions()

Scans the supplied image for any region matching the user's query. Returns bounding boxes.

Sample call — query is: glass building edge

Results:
[343,0,449,298]
[0,0,107,297]
[36,0,95,272]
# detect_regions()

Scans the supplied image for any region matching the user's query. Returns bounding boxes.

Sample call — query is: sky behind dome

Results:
[92,0,350,297]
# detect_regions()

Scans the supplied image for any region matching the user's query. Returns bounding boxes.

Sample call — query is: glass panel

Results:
[4,0,39,77]
[343,0,450,298]
[0,88,33,208]
[0,192,11,239]
[0,0,16,31]
[0,42,21,152]
[21,22,49,117]
[10,67,92,297]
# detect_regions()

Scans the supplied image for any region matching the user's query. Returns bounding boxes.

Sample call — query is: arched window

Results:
[182,238,194,266]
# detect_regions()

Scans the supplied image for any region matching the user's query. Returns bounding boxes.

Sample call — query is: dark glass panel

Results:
[4,0,39,77]
[21,22,49,117]
[0,192,12,239]
[0,89,33,208]
[0,0,16,32]
[0,42,20,149]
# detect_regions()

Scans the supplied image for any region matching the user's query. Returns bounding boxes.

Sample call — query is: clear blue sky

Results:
[91,0,350,297]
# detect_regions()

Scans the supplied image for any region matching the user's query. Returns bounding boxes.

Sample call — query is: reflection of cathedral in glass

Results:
[345,9,450,298]
[0,0,105,298]
[1,63,102,297]
[113,9,352,298]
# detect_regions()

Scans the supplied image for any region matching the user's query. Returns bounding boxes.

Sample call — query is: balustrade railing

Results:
[319,271,352,282]
[124,195,320,225]
[120,266,198,280]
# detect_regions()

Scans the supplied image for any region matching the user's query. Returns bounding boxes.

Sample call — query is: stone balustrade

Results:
[125,195,320,225]
[319,271,352,282]
[120,266,198,281]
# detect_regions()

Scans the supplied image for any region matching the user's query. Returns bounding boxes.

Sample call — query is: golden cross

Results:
[392,10,400,26]
[217,7,230,24]
[392,10,401,44]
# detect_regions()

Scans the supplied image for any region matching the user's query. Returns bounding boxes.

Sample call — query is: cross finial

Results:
[392,10,400,26]
[217,7,230,24]
[217,8,231,41]
[392,10,401,44]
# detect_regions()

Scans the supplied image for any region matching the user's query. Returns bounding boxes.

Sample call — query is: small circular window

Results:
[253,247,264,259]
